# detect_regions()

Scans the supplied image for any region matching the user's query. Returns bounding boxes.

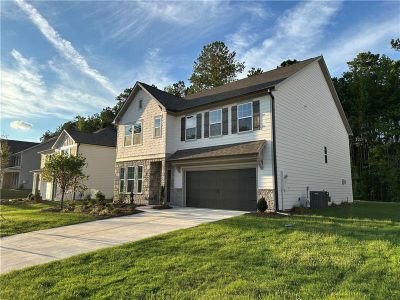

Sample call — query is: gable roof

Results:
[56,127,117,148]
[4,140,39,154]
[115,56,352,134]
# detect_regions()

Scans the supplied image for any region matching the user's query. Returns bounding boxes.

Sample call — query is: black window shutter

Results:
[231,106,237,134]
[253,100,260,130]
[181,117,185,141]
[204,112,209,138]
[196,113,202,139]
[222,108,228,135]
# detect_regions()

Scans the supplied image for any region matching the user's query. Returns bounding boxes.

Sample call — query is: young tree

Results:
[164,80,188,97]
[189,41,245,93]
[41,154,87,209]
[0,138,11,175]
[247,67,264,77]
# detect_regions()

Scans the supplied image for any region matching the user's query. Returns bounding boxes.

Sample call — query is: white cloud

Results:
[323,17,400,75]
[10,120,33,131]
[120,48,174,89]
[235,1,343,75]
[14,0,117,96]
[1,50,110,120]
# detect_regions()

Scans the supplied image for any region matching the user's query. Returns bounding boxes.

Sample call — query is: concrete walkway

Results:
[0,207,244,274]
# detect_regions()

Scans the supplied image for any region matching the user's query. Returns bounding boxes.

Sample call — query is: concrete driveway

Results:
[0,207,244,274]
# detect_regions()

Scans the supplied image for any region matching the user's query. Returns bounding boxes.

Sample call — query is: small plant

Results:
[95,191,106,205]
[257,197,268,212]
[159,185,165,205]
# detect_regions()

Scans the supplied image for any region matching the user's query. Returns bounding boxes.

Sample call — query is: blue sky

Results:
[1,0,399,142]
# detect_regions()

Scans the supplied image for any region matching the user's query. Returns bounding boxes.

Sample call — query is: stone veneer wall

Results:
[114,158,164,205]
[257,189,275,212]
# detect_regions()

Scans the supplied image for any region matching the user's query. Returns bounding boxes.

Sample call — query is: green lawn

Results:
[1,201,399,299]
[0,202,97,237]
[0,189,31,199]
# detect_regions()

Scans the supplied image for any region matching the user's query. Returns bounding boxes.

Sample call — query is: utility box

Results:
[309,191,329,209]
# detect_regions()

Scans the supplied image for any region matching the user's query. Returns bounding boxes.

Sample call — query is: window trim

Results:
[119,167,125,193]
[209,109,222,137]
[154,116,162,138]
[139,99,143,109]
[185,115,197,141]
[237,102,253,133]
[124,124,133,147]
[126,166,135,193]
[133,120,143,145]
[136,165,143,194]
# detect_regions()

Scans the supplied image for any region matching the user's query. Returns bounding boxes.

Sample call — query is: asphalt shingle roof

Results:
[66,127,117,147]
[4,140,39,153]
[140,57,319,113]
[168,140,266,161]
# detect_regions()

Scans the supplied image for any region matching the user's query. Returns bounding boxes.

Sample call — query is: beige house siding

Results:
[78,144,116,199]
[274,60,353,210]
[116,89,167,162]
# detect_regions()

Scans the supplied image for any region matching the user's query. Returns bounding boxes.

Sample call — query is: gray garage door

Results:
[186,168,256,211]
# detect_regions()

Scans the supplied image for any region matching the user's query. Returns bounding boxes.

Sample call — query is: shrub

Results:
[257,197,268,212]
[95,191,106,204]
[74,205,85,213]
[84,193,92,201]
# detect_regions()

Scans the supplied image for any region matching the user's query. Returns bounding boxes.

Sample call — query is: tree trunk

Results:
[61,190,65,210]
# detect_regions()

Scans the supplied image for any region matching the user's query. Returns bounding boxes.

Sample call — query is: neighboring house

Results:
[113,56,353,211]
[0,139,54,190]
[33,127,117,200]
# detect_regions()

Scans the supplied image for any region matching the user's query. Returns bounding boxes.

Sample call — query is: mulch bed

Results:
[152,204,173,210]
[246,211,289,218]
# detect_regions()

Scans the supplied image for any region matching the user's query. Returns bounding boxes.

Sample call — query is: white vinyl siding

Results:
[167,95,274,192]
[274,61,353,210]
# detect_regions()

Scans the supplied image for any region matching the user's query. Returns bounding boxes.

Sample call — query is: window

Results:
[324,146,328,163]
[127,166,135,193]
[185,115,196,140]
[139,99,143,109]
[124,125,132,146]
[119,168,125,192]
[137,166,143,193]
[238,102,253,132]
[209,109,222,137]
[154,116,162,138]
[61,148,70,156]
[133,121,142,145]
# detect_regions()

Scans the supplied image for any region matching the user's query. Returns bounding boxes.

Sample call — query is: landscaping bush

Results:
[95,191,106,204]
[257,197,268,212]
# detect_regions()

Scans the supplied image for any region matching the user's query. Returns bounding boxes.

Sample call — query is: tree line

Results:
[40,40,400,202]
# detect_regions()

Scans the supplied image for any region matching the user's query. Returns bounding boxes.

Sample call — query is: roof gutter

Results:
[268,88,279,212]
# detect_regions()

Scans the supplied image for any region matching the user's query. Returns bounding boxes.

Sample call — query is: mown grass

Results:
[1,201,399,299]
[0,202,96,237]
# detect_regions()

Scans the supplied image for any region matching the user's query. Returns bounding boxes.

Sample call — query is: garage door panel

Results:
[186,168,256,211]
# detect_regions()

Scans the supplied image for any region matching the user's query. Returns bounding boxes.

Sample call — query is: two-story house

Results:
[33,127,117,200]
[113,56,353,211]
[0,139,55,190]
